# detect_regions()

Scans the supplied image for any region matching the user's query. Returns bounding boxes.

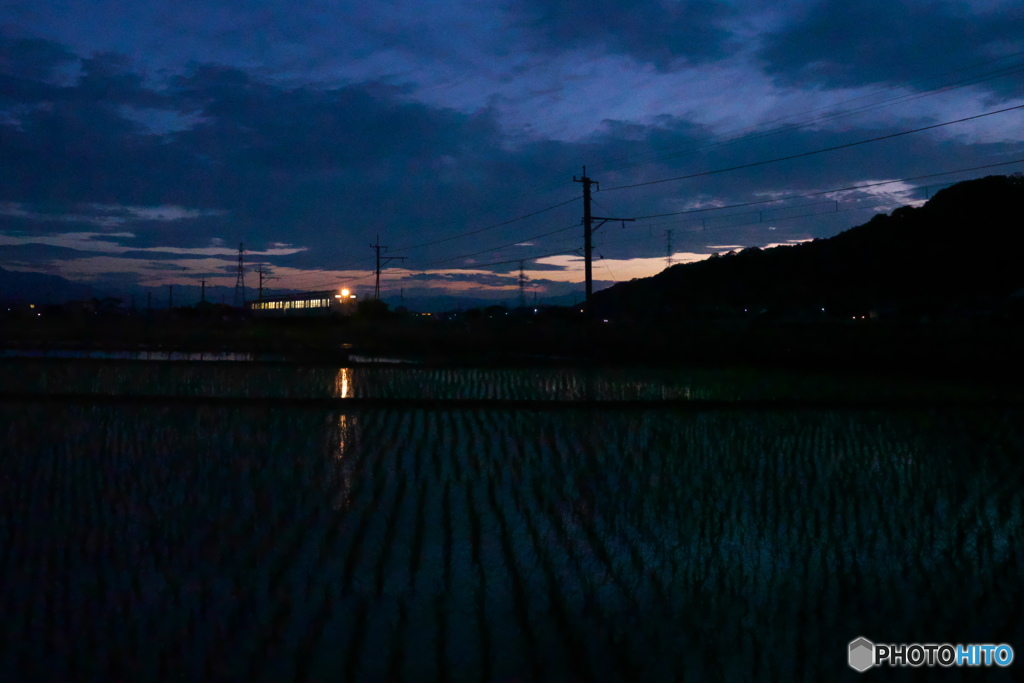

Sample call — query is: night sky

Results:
[2,1,1023,308]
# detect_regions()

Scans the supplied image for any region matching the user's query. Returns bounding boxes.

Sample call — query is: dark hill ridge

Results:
[592,174,1024,318]
[0,265,94,304]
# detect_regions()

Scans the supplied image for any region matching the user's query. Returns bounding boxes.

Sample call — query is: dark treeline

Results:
[593,174,1024,321]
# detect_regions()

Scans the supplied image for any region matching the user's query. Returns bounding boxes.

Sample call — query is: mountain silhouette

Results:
[0,265,94,305]
[592,174,1024,319]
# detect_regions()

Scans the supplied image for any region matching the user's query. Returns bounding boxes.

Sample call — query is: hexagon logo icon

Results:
[849,637,875,672]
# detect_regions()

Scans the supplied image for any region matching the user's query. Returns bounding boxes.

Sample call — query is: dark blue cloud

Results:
[758,0,1024,96]
[0,35,76,81]
[3,27,1024,302]
[507,0,736,69]
[170,66,501,170]
[0,243,92,261]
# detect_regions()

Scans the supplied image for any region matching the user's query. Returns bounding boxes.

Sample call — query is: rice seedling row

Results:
[2,381,1024,681]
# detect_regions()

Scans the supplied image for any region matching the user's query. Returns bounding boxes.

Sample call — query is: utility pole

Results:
[518,260,527,309]
[573,167,635,314]
[200,279,206,304]
[256,265,275,301]
[666,229,674,268]
[369,235,407,301]
[233,242,246,308]
[574,167,596,311]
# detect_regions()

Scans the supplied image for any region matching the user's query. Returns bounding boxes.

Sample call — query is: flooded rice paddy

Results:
[0,362,1022,681]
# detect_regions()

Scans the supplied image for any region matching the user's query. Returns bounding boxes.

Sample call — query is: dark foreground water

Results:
[0,363,1021,681]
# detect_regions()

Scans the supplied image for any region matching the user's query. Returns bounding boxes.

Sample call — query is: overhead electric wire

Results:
[465,158,1024,271]
[591,200,902,254]
[471,248,583,269]
[389,196,580,253]
[630,157,1024,220]
[601,104,1024,192]
[424,221,582,266]
[247,54,1024,293]
[602,63,1024,176]
[593,50,1024,175]
[420,158,1024,273]
[274,264,378,294]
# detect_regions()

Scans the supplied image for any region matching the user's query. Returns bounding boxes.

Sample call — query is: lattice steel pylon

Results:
[518,260,527,308]
[233,242,246,307]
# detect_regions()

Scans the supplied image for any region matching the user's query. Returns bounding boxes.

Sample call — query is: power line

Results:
[592,190,970,254]
[246,160,1024,298]
[424,222,581,266]
[370,235,407,300]
[270,270,378,296]
[411,158,1024,272]
[270,256,377,290]
[631,157,1024,220]
[601,63,1024,176]
[589,202,882,254]
[389,196,580,253]
[592,51,1024,175]
[471,248,582,269]
[601,104,1024,192]
[468,160,1024,270]
[375,179,577,254]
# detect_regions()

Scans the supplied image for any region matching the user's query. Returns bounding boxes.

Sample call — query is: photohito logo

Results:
[848,637,1014,671]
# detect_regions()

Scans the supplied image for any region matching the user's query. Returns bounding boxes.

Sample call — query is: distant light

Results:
[334,295,342,298]
[534,308,538,313]
[29,304,34,309]
[821,308,825,311]
[603,319,609,323]
[341,289,350,297]
[350,295,356,299]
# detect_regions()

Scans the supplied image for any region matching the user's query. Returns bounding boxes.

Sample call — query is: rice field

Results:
[1,362,1022,681]
[0,360,1014,403]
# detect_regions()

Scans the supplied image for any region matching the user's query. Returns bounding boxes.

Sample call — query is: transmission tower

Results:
[518,260,528,309]
[233,242,246,307]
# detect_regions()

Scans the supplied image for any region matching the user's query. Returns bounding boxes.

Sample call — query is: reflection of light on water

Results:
[0,349,267,361]
[338,414,348,454]
[335,368,352,398]
[334,412,355,511]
